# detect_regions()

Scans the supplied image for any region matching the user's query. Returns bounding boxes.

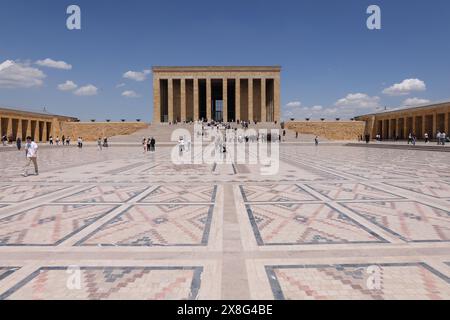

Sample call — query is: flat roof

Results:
[0,106,78,120]
[152,66,281,73]
[355,101,450,118]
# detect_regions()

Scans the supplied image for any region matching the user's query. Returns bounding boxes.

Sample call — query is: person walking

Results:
[442,132,447,146]
[49,136,53,145]
[150,137,156,152]
[142,137,147,153]
[424,132,429,144]
[315,136,319,146]
[97,138,103,151]
[22,136,38,177]
[16,137,22,151]
[178,136,185,154]
[437,131,442,145]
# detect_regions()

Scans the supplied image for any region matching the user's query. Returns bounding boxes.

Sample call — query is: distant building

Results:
[355,101,450,139]
[0,107,78,142]
[152,66,281,123]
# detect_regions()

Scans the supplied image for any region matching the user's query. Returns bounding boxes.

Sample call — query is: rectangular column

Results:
[422,116,426,137]
[396,119,400,138]
[34,120,39,142]
[432,112,437,136]
[223,78,228,123]
[6,118,13,138]
[206,78,211,121]
[26,120,31,137]
[181,79,186,122]
[274,77,280,123]
[168,78,174,123]
[193,78,199,121]
[17,119,22,140]
[42,121,47,142]
[248,78,253,122]
[261,79,266,122]
[403,117,408,138]
[235,78,241,121]
[153,77,161,123]
[445,112,449,134]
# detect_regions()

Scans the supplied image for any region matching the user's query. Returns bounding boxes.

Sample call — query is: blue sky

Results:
[1,0,449,121]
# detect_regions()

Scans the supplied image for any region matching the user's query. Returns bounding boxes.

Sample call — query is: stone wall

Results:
[285,121,365,141]
[60,122,148,141]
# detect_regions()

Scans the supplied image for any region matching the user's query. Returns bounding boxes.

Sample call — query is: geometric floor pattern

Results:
[266,263,450,300]
[76,205,214,247]
[0,204,117,246]
[245,203,386,245]
[342,201,450,242]
[0,266,202,300]
[0,144,449,299]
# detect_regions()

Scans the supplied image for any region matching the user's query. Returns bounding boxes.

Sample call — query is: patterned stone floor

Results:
[0,145,449,300]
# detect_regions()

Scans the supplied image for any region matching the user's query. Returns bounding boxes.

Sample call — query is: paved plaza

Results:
[0,144,449,300]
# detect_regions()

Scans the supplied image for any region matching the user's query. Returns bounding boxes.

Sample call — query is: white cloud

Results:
[285,101,302,108]
[57,80,78,91]
[122,90,140,98]
[335,93,381,109]
[0,60,46,88]
[324,108,338,115]
[35,58,72,70]
[74,84,98,96]
[382,78,426,96]
[283,104,334,120]
[402,97,430,107]
[123,69,151,82]
[116,83,126,88]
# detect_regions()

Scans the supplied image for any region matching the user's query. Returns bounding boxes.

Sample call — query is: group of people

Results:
[436,131,447,145]
[408,131,447,145]
[49,135,71,146]
[142,137,156,153]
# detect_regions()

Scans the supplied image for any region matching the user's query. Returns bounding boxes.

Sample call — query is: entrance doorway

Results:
[213,100,223,122]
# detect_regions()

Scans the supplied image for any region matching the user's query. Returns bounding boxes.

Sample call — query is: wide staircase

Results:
[109,123,321,143]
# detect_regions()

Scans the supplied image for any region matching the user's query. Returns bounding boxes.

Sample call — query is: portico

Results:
[152,66,281,123]
[356,101,450,140]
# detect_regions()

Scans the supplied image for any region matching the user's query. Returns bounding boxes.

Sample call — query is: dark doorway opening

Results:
[159,79,168,122]
[227,79,236,122]
[211,79,223,122]
[199,79,207,120]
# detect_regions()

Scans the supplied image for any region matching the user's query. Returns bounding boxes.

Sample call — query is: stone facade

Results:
[153,66,281,123]
[0,107,78,142]
[286,121,365,141]
[60,122,148,141]
[355,101,450,140]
